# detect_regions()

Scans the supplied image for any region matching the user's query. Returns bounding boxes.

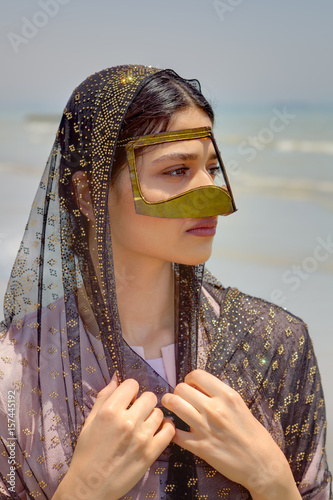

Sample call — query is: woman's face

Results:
[108,107,219,266]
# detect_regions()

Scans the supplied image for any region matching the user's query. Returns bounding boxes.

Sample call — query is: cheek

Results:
[124,216,181,253]
[108,180,214,264]
[108,184,176,250]
[125,217,214,266]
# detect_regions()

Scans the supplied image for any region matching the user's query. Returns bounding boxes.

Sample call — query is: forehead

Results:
[136,136,216,165]
[167,107,213,131]
[151,107,214,159]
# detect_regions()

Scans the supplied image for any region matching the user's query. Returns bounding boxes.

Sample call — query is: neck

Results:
[113,251,175,358]
[88,223,175,358]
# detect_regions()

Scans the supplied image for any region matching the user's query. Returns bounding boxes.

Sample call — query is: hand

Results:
[53,377,175,500]
[162,370,301,500]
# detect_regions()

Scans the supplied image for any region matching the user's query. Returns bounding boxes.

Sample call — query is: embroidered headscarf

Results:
[0,65,214,498]
[0,65,331,499]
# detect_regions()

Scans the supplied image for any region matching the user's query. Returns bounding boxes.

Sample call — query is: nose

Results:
[191,167,215,190]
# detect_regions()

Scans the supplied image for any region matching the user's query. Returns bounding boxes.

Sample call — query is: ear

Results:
[72,171,95,221]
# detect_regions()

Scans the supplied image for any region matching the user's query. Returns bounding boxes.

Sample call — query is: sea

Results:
[0,104,332,467]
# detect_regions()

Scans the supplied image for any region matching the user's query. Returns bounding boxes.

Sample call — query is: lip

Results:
[186,218,218,237]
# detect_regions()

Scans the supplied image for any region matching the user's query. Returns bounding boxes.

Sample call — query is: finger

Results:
[162,393,202,429]
[84,376,119,427]
[129,391,158,422]
[184,369,233,398]
[173,382,209,413]
[107,378,140,409]
[151,419,176,455]
[144,407,164,433]
[171,428,198,455]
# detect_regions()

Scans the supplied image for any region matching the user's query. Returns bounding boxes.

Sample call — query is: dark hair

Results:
[111,69,214,186]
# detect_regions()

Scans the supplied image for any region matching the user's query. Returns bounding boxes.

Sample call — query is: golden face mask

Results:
[124,127,236,218]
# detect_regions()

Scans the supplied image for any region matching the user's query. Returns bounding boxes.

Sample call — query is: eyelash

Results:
[164,166,220,178]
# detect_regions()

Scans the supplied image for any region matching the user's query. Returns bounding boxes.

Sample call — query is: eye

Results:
[207,165,220,178]
[163,167,189,177]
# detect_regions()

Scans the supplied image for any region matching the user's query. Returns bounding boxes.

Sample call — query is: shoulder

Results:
[202,269,311,352]
[202,271,320,417]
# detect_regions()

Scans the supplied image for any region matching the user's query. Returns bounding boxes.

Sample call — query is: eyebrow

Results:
[151,151,218,166]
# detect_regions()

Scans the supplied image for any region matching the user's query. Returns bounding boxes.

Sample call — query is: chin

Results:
[175,250,212,267]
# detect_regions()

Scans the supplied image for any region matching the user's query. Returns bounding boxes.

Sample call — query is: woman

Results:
[0,65,331,499]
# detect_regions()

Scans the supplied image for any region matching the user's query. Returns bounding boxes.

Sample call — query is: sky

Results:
[1,0,333,115]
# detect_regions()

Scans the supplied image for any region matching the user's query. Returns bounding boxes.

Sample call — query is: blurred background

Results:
[1,0,332,468]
